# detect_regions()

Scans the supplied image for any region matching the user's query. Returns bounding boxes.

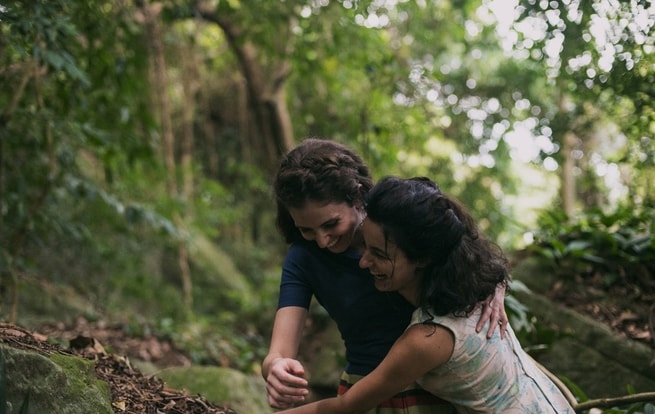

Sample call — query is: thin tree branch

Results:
[0,63,32,125]
[537,359,655,412]
[574,392,655,412]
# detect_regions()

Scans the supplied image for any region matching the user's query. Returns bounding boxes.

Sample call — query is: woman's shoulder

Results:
[409,307,479,335]
[409,307,456,325]
[401,317,455,368]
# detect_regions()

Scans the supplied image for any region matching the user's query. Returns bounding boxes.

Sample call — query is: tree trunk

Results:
[196,4,295,171]
[561,131,577,220]
[3,54,56,323]
[140,0,193,312]
[180,34,200,201]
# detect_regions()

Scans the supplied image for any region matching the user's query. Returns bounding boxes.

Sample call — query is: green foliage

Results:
[153,315,271,374]
[2,0,89,85]
[529,205,654,288]
[503,280,533,334]
[620,404,655,414]
[0,0,155,272]
[560,375,590,404]
[520,202,655,413]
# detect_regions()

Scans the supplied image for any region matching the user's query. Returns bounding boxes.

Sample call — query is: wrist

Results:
[262,355,282,379]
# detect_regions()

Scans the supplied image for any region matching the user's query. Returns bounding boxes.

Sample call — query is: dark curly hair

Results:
[364,176,509,316]
[274,138,373,243]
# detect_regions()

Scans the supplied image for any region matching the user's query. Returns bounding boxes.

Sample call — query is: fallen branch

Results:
[536,359,655,412]
[574,392,655,412]
[649,302,654,348]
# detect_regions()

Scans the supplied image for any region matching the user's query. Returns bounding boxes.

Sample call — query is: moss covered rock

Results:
[157,365,273,414]
[1,344,112,414]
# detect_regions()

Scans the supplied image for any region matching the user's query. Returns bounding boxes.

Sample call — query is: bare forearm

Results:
[281,397,366,414]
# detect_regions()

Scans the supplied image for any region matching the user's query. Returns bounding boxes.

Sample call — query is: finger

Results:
[267,376,309,398]
[273,360,308,388]
[266,383,307,408]
[280,372,309,389]
[486,315,500,339]
[476,301,494,332]
[267,373,310,400]
[499,309,509,339]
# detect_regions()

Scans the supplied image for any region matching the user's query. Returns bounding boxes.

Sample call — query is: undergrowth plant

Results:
[529,205,654,289]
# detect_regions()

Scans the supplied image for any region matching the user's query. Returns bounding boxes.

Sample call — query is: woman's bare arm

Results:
[262,306,310,409]
[280,323,455,414]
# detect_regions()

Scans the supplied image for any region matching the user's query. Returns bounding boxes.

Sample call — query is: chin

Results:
[327,244,348,254]
[325,237,351,253]
[373,280,393,291]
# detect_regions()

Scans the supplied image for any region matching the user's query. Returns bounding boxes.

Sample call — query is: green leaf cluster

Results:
[530,205,653,289]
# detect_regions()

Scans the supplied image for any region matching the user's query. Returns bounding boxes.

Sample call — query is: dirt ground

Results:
[543,271,654,350]
[0,323,236,414]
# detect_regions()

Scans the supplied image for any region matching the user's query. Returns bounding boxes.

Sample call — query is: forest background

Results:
[1,0,653,398]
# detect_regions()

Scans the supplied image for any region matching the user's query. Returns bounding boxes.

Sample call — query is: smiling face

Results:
[288,200,365,253]
[358,218,422,305]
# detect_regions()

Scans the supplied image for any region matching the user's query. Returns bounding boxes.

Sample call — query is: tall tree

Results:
[0,0,156,320]
[138,0,194,311]
[195,0,295,170]
[510,0,655,216]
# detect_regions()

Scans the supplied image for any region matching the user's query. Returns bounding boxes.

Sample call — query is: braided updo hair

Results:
[274,138,373,243]
[364,176,509,316]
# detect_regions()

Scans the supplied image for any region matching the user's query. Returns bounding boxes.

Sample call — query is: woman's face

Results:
[288,200,365,253]
[358,218,421,303]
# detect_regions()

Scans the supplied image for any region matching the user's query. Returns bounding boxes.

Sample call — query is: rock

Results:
[0,344,113,414]
[14,279,99,330]
[302,317,344,400]
[512,256,655,398]
[155,365,274,414]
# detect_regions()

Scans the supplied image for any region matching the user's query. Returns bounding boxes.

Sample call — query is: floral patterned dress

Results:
[408,306,575,413]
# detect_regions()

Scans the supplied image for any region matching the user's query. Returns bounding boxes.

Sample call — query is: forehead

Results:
[361,219,388,247]
[288,200,352,227]
[362,219,408,260]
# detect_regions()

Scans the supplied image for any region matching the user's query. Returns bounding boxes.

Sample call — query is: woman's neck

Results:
[399,287,420,307]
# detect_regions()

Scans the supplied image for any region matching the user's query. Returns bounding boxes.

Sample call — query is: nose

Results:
[315,230,332,248]
[359,250,372,269]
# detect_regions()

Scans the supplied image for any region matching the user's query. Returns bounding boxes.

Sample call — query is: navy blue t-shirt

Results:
[277,240,415,376]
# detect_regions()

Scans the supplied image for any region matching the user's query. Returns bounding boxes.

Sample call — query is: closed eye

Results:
[321,219,339,229]
[298,218,339,233]
[370,247,391,260]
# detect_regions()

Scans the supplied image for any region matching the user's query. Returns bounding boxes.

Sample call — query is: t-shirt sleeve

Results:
[277,243,314,310]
